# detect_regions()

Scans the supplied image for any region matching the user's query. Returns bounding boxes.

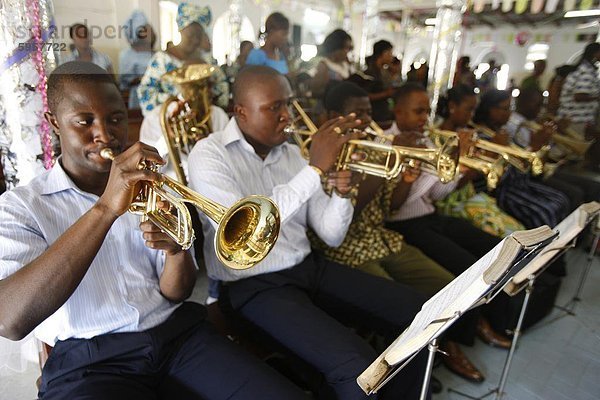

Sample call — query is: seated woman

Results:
[436,84,525,238]
[137,2,229,115]
[61,23,113,74]
[308,29,355,99]
[245,12,290,75]
[473,89,570,229]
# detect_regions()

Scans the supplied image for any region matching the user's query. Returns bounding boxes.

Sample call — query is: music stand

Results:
[555,215,599,316]
[358,231,556,400]
[449,211,599,399]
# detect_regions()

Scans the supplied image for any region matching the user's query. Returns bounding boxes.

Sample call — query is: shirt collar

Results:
[222,118,286,164]
[41,158,96,199]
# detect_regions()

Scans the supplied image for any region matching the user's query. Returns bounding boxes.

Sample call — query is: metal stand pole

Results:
[419,338,441,400]
[448,276,536,400]
[495,276,535,400]
[555,229,599,315]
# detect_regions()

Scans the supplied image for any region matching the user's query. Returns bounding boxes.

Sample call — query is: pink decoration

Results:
[28,0,53,169]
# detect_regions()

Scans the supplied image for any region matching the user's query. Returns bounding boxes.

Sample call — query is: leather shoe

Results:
[441,341,485,383]
[477,318,511,349]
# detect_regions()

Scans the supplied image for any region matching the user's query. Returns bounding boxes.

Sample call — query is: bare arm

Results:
[309,62,330,98]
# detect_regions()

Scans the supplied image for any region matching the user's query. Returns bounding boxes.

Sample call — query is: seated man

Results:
[188,66,428,400]
[504,87,586,209]
[309,81,485,383]
[383,83,511,349]
[139,102,230,181]
[0,61,308,400]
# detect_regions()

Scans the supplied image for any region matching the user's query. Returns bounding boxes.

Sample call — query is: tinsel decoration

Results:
[0,0,56,189]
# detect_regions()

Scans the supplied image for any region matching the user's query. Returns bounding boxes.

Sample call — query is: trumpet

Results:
[287,101,459,184]
[100,149,280,270]
[521,119,594,156]
[428,127,506,190]
[466,122,546,176]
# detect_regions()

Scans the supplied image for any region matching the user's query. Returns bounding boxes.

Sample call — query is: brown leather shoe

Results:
[441,341,485,383]
[477,318,512,349]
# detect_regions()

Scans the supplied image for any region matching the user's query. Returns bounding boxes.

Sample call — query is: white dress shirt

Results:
[385,123,458,221]
[139,105,230,180]
[188,118,354,282]
[0,161,177,346]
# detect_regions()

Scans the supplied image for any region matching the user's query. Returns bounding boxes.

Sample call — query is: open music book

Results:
[357,226,557,395]
[504,201,600,296]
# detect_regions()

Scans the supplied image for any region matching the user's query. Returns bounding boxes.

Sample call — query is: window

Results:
[524,43,549,71]
[159,1,180,50]
[212,12,256,66]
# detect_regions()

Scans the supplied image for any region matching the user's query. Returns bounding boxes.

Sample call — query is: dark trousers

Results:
[223,253,430,400]
[387,214,508,344]
[39,302,308,400]
[386,214,501,277]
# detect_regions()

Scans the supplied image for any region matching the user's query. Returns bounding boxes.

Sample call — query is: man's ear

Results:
[44,112,60,134]
[233,104,246,122]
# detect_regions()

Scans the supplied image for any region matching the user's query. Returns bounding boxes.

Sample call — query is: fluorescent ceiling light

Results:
[564,9,600,18]
[425,18,438,25]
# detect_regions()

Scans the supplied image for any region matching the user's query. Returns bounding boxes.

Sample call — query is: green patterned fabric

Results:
[436,182,525,238]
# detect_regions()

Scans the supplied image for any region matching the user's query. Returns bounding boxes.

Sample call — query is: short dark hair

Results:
[323,81,369,114]
[473,89,511,124]
[437,84,476,118]
[47,61,117,112]
[69,23,87,39]
[233,65,283,105]
[265,12,289,33]
[516,87,542,108]
[393,82,427,105]
[320,29,352,56]
[581,42,600,64]
[372,40,393,60]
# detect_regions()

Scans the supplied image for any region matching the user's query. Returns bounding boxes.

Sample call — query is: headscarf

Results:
[123,10,149,45]
[176,2,211,32]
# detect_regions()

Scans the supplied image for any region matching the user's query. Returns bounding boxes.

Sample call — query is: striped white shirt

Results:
[557,60,600,123]
[139,105,230,180]
[385,123,458,221]
[0,162,177,346]
[188,118,354,282]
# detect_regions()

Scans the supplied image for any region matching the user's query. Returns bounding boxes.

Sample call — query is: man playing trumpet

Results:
[0,62,309,400]
[189,66,430,400]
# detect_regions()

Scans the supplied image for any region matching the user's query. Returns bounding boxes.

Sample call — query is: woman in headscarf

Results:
[118,10,155,109]
[137,2,229,115]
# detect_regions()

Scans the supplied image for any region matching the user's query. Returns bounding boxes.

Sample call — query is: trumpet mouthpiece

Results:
[283,125,295,136]
[100,148,115,160]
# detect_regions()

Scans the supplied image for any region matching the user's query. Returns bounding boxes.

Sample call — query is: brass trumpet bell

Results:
[100,149,280,270]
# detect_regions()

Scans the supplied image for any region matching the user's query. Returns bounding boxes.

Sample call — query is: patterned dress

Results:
[137,51,229,116]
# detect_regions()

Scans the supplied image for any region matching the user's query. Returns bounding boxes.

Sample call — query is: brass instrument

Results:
[428,127,506,190]
[467,121,546,176]
[160,64,215,184]
[521,119,594,156]
[287,101,459,184]
[100,149,280,270]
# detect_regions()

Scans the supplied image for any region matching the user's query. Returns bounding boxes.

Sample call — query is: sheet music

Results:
[383,238,508,365]
[507,202,600,292]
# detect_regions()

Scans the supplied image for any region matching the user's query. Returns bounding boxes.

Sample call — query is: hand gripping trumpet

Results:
[286,101,459,185]
[100,149,280,270]
[428,127,506,190]
[467,121,547,176]
[521,119,594,157]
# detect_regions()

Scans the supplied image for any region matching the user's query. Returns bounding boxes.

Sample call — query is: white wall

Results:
[459,25,597,89]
